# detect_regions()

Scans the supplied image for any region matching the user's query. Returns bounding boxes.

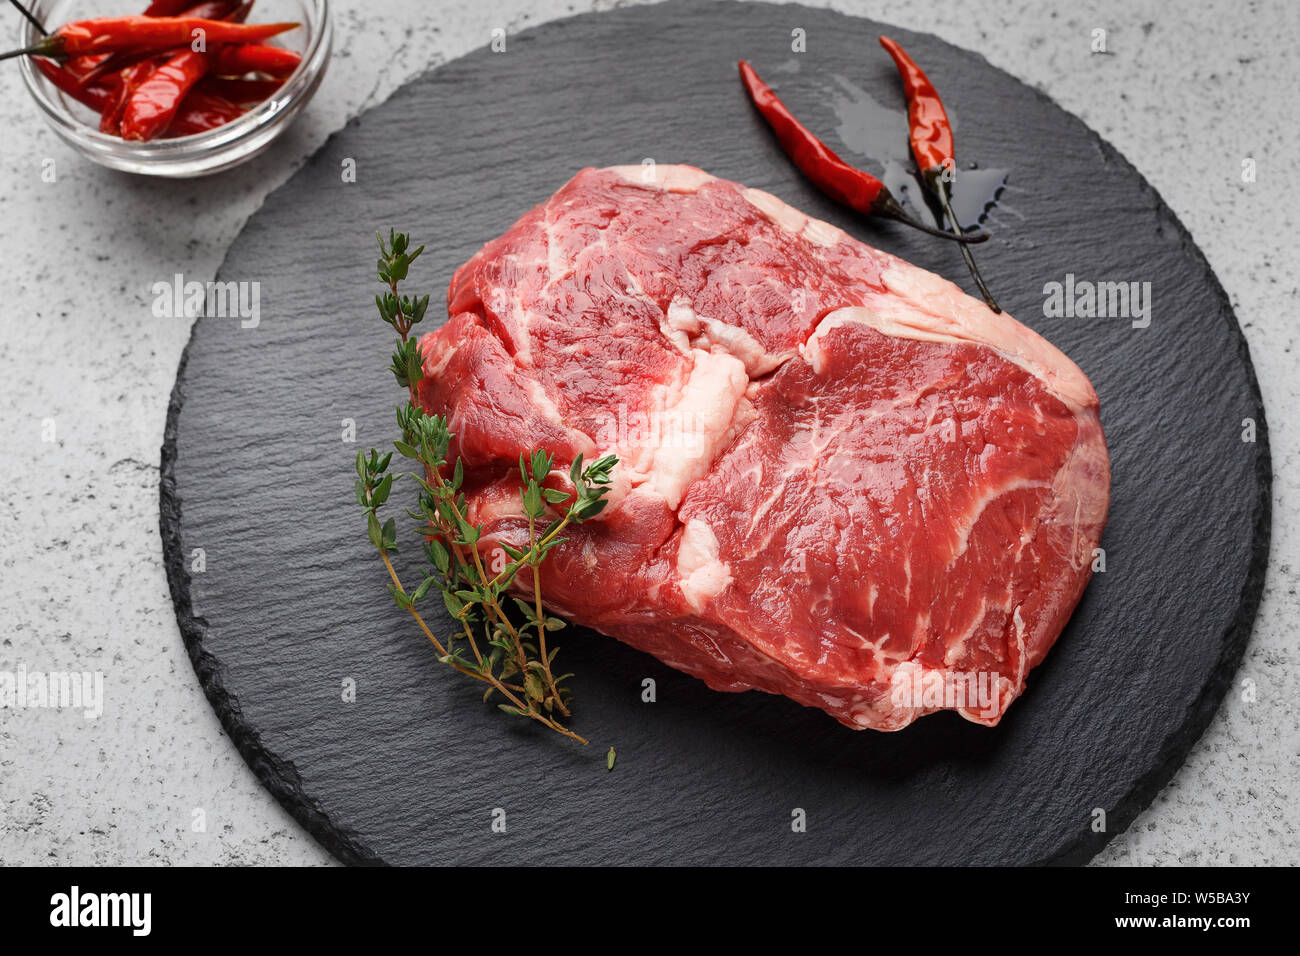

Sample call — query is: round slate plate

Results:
[160,0,1270,865]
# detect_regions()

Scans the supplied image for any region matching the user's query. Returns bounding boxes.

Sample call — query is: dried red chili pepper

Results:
[33,55,239,135]
[74,2,247,88]
[72,0,252,136]
[738,60,985,245]
[63,52,111,84]
[34,56,238,134]
[175,1,243,21]
[166,89,245,135]
[199,75,283,104]
[879,35,1001,312]
[211,43,300,77]
[33,57,113,111]
[75,47,161,88]
[120,48,210,140]
[100,59,159,134]
[1,16,299,60]
[142,0,195,14]
[878,36,953,185]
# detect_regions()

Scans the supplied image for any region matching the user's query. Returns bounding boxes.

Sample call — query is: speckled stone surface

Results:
[0,0,1294,866]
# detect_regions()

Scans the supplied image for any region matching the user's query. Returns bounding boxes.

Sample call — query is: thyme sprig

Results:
[358,230,616,745]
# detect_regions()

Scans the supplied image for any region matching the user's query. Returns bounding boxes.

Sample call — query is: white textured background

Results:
[0,0,1294,865]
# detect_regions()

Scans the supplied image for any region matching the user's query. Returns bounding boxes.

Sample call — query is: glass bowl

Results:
[18,0,331,177]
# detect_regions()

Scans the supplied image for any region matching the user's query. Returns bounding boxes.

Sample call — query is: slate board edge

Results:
[1040,162,1272,865]
[891,14,1275,864]
[159,340,381,866]
[156,0,1273,867]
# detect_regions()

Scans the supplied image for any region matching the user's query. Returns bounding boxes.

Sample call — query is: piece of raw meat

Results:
[416,164,1110,731]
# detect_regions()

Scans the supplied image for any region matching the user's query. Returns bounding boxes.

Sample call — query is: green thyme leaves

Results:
[358,229,619,752]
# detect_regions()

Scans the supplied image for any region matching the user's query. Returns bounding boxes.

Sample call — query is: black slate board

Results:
[160,1,1271,865]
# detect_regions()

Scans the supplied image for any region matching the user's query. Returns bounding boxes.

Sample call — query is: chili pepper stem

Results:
[878,193,989,244]
[930,174,1001,312]
[738,60,989,247]
[0,41,53,61]
[8,0,46,36]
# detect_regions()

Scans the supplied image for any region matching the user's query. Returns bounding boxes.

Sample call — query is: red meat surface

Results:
[417,165,1110,730]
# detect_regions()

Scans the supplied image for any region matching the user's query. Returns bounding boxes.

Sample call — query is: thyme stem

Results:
[529,512,567,716]
[360,229,613,747]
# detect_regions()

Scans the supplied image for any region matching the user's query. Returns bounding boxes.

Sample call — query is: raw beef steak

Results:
[416,164,1110,731]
